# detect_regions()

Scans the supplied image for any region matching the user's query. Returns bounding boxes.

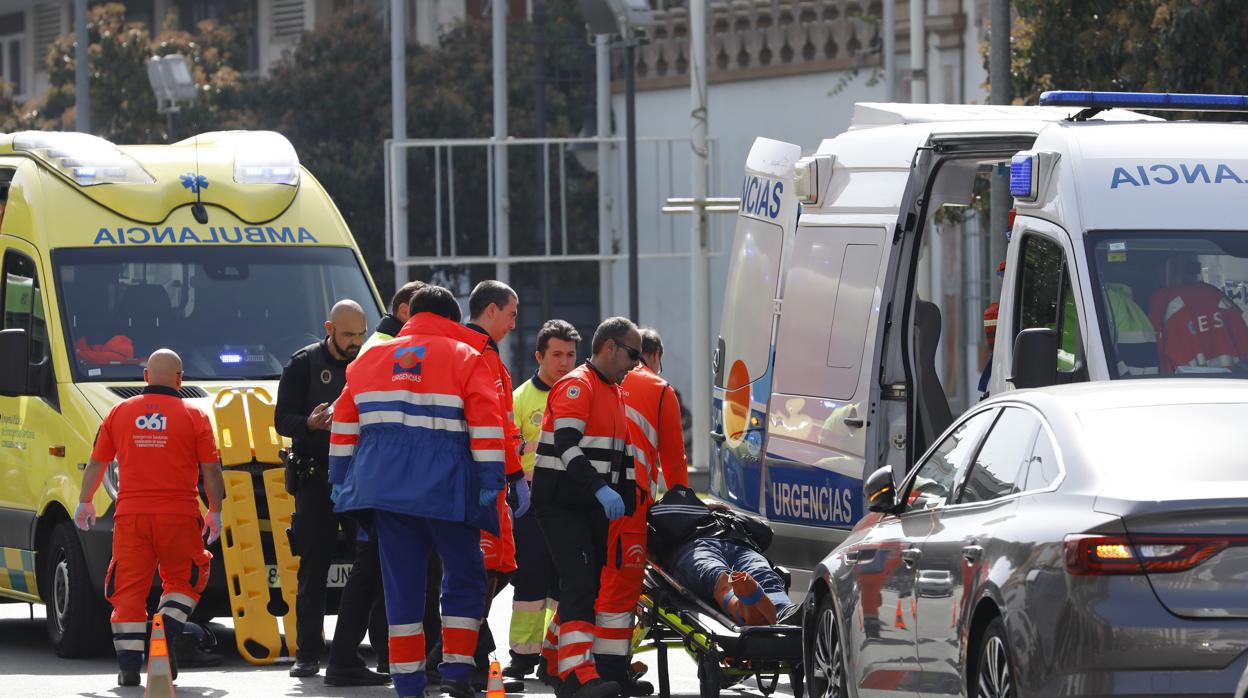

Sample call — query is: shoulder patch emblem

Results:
[567,386,581,399]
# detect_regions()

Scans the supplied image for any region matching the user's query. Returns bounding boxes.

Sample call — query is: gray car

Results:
[801,379,1248,698]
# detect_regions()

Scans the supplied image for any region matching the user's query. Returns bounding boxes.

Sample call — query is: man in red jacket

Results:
[75,349,225,687]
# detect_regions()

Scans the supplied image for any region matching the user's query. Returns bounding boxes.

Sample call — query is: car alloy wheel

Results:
[808,598,845,698]
[976,619,1016,698]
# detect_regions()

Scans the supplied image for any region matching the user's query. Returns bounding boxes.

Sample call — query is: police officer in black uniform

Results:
[276,299,389,685]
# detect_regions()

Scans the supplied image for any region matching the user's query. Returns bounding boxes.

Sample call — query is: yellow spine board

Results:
[214,390,252,467]
[247,388,282,465]
[262,467,300,655]
[219,469,283,663]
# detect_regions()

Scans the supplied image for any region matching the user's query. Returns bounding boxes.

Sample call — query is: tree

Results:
[29,3,245,142]
[1010,1,1248,104]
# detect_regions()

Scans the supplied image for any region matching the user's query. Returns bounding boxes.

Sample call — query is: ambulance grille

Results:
[108,386,209,399]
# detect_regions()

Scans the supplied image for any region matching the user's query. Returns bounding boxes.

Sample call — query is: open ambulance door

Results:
[709,138,802,514]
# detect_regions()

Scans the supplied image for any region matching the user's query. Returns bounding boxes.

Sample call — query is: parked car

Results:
[802,379,1248,698]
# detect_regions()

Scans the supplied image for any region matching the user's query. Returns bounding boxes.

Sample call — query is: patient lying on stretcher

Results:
[647,486,798,626]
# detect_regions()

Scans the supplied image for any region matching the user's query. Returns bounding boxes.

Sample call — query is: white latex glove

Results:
[202,511,222,545]
[74,502,96,531]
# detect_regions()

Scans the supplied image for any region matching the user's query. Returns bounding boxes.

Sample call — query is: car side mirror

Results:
[865,465,897,512]
[1011,328,1058,389]
[0,328,29,396]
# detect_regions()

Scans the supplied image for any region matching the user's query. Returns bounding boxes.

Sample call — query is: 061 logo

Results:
[134,413,167,431]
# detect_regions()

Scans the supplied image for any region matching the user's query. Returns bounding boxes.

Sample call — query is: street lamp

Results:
[576,0,654,323]
[146,54,197,140]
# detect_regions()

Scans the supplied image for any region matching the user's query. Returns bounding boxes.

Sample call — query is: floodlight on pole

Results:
[576,0,655,324]
[146,54,197,139]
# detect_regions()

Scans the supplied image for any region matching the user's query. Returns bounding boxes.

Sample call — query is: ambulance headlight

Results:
[102,460,120,500]
[1010,153,1036,200]
[233,132,301,186]
[13,131,156,186]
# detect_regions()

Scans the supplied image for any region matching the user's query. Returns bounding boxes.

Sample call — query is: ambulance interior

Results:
[896,158,1248,468]
[53,246,380,382]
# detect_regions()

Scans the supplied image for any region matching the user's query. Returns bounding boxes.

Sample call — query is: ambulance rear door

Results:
[710,138,802,514]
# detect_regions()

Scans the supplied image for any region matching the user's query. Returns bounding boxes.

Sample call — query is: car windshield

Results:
[52,246,380,381]
[1087,231,1248,378]
[1079,403,1248,483]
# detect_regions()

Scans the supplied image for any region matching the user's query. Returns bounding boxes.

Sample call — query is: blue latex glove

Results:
[513,478,531,519]
[479,488,502,507]
[594,486,625,520]
[330,484,343,504]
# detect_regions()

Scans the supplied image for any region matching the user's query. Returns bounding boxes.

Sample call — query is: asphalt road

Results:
[0,584,800,698]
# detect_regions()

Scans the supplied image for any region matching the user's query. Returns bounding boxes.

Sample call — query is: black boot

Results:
[503,655,538,680]
[560,676,621,698]
[325,665,393,686]
[172,632,223,668]
[117,669,141,687]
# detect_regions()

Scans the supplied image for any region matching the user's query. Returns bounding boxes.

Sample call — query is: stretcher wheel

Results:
[697,653,722,698]
[789,668,805,698]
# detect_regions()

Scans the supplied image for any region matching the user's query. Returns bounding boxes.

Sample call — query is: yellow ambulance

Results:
[0,130,382,657]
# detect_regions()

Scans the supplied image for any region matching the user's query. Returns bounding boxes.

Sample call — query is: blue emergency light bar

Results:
[1040,90,1248,111]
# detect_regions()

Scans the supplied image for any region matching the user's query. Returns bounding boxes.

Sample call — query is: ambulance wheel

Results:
[44,522,109,658]
[697,653,722,698]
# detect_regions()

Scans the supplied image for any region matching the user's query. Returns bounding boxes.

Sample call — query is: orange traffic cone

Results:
[145,613,176,698]
[487,658,506,698]
[893,599,907,630]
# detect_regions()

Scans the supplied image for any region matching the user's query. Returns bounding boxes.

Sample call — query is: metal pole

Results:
[74,0,89,133]
[689,0,711,478]
[596,35,613,319]
[909,0,926,103]
[493,0,511,364]
[883,0,895,101]
[391,0,409,288]
[625,41,639,323]
[988,0,1011,296]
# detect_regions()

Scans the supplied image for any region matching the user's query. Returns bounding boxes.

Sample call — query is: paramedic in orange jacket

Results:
[593,328,688,695]
[75,349,225,688]
[533,317,641,698]
[329,285,506,698]
[463,280,528,690]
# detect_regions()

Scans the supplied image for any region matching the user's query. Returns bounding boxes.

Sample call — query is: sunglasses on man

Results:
[615,340,641,362]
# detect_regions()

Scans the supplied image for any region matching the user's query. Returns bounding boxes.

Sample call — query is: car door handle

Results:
[843,417,865,428]
[709,430,726,443]
[962,545,984,563]
[901,548,921,566]
[842,549,860,563]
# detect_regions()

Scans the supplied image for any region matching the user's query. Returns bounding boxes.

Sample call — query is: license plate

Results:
[266,563,353,589]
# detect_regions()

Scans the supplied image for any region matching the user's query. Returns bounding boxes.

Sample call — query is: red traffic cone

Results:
[145,613,176,698]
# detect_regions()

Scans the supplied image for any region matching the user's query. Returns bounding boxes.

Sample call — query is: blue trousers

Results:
[374,511,487,698]
[670,538,792,613]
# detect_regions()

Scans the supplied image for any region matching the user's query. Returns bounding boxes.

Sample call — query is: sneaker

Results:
[440,678,475,698]
[117,669,141,687]
[616,676,654,697]
[325,665,393,686]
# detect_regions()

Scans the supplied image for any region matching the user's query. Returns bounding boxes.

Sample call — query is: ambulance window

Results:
[1016,235,1084,377]
[1,250,55,404]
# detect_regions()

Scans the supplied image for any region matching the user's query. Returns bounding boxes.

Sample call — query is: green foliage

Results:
[1009,0,1248,104]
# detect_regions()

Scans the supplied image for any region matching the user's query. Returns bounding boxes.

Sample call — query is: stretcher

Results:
[635,562,804,698]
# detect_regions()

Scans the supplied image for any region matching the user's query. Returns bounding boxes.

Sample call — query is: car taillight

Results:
[1064,534,1243,575]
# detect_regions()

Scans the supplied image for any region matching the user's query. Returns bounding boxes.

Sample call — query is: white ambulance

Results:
[710,92,1248,570]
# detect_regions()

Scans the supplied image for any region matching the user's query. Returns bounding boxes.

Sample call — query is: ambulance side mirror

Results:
[0,328,29,396]
[1010,328,1058,389]
[864,466,897,513]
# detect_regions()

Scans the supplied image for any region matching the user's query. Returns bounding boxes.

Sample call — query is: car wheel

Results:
[972,617,1018,698]
[805,594,846,698]
[44,522,110,657]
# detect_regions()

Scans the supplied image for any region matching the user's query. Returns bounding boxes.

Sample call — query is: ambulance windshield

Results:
[1087,231,1248,379]
[52,246,381,381]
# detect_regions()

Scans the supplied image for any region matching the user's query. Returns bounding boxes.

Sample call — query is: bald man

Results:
[277,300,390,685]
[77,349,225,686]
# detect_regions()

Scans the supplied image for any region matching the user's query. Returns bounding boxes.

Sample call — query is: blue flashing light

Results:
[1039,90,1248,111]
[1009,154,1035,199]
[219,352,243,364]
